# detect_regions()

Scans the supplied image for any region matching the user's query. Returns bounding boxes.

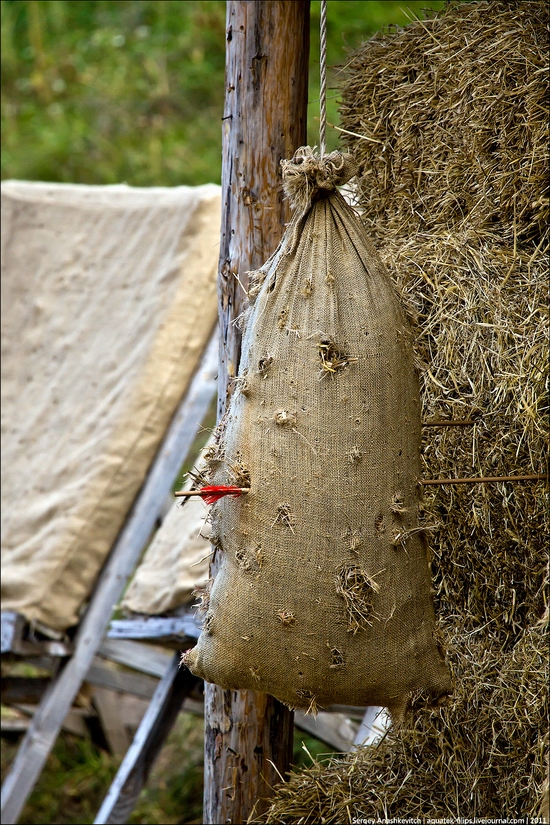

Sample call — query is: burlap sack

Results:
[185,148,451,717]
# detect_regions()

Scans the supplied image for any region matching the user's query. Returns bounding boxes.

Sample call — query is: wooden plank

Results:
[174,692,358,753]
[179,696,204,717]
[0,669,158,709]
[353,706,391,747]
[86,660,159,701]
[328,704,368,716]
[97,640,172,680]
[10,656,164,704]
[293,711,357,754]
[1,333,218,825]
[1,658,159,704]
[106,613,201,643]
[1,711,90,739]
[92,688,132,757]
[204,3,309,822]
[114,695,151,732]
[94,652,199,825]
[8,639,73,658]
[1,612,25,654]
[3,706,92,739]
[1,613,71,657]
[1,717,32,734]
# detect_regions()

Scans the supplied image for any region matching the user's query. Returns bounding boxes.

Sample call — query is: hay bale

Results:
[260,0,549,819]
[263,613,548,821]
[341,0,548,245]
[339,0,549,639]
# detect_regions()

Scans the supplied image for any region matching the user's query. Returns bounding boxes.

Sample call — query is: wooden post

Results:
[205,2,309,822]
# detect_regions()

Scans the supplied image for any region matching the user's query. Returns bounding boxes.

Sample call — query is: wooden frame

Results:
[1,331,218,824]
[94,653,201,825]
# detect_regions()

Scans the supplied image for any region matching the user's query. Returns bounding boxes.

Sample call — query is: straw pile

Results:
[262,614,548,821]
[260,1,549,820]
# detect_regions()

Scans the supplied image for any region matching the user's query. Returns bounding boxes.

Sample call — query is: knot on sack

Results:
[281,146,357,216]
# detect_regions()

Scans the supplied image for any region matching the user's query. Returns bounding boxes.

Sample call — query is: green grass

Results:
[2,0,448,186]
[1,710,344,825]
[1,0,227,185]
[1,730,119,825]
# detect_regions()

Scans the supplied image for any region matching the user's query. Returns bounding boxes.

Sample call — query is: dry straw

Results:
[260,0,549,820]
[262,615,548,821]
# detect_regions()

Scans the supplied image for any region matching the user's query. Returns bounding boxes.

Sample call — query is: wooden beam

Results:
[204,3,309,822]
[0,678,360,754]
[293,711,357,753]
[1,658,161,705]
[86,660,159,701]
[106,613,201,644]
[1,332,218,825]
[94,652,200,825]
[3,706,92,739]
[92,687,132,758]
[0,611,72,657]
[1,612,25,654]
[97,639,172,680]
[353,706,391,747]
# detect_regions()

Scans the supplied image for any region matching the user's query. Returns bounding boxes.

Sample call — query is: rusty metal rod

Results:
[421,474,547,485]
[422,420,476,427]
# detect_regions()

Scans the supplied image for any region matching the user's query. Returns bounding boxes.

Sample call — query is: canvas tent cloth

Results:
[122,496,210,616]
[1,181,220,631]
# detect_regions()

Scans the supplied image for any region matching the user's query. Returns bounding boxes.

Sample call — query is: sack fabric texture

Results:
[185,148,451,717]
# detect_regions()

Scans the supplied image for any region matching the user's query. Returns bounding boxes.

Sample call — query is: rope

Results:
[319,0,327,157]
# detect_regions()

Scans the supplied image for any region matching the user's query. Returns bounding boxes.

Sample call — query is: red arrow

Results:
[174,485,250,505]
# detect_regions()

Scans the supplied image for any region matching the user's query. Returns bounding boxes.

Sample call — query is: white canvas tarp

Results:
[1,181,220,631]
[122,496,210,616]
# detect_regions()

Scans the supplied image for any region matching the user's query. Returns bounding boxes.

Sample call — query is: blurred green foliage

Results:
[1,0,447,186]
[1,0,227,184]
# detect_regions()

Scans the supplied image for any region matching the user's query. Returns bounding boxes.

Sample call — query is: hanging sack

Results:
[184,147,451,718]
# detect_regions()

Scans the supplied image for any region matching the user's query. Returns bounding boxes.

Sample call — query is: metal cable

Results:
[319,0,327,156]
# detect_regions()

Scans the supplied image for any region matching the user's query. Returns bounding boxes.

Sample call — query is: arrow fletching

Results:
[174,485,250,504]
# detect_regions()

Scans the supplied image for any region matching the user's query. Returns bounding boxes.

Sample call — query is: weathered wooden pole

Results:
[205,2,310,822]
